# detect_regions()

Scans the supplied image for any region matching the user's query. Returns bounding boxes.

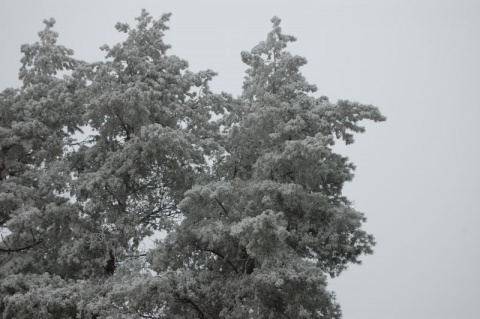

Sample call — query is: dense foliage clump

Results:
[0,10,385,318]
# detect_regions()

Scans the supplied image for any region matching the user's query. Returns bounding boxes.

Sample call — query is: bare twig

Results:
[0,239,44,254]
[214,197,228,216]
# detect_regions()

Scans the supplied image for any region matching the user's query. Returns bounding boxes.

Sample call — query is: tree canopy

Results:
[0,10,385,319]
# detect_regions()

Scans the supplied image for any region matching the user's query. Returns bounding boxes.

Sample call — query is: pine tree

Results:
[148,17,385,318]
[0,11,225,318]
[0,12,384,319]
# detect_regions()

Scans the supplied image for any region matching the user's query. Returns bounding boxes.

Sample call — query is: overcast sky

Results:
[1,1,479,318]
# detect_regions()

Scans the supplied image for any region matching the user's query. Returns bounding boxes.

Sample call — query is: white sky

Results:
[1,1,479,318]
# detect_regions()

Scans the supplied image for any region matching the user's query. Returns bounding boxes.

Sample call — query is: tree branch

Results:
[124,253,147,259]
[214,197,228,215]
[173,292,207,319]
[0,239,44,254]
[194,244,239,275]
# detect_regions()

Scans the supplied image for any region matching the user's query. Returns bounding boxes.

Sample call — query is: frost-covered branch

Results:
[193,244,239,275]
[173,292,207,319]
[0,237,44,254]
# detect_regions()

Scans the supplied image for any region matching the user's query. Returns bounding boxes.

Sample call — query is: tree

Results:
[0,12,385,319]
[148,16,385,319]
[0,11,224,318]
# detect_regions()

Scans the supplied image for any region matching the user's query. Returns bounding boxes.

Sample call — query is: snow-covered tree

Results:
[148,16,385,319]
[0,11,224,318]
[0,12,384,319]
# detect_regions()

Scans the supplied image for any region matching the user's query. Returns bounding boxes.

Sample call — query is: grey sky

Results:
[1,1,479,318]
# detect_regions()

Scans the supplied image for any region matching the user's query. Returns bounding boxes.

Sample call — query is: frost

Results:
[1,10,383,319]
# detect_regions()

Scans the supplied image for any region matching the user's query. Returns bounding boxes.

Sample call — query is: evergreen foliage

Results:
[0,11,385,318]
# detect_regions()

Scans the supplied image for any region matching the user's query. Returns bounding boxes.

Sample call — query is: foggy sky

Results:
[1,1,479,318]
